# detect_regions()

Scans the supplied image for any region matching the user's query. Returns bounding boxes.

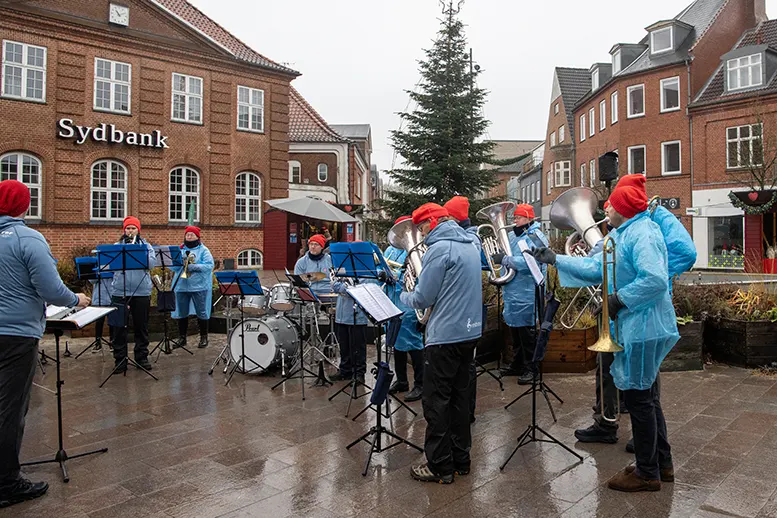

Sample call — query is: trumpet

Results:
[180,252,194,279]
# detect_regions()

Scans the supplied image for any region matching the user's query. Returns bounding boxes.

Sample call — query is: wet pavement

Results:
[5,334,777,518]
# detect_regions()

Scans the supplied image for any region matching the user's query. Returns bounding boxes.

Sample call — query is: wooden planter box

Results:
[662,321,703,371]
[705,318,777,367]
[542,326,598,373]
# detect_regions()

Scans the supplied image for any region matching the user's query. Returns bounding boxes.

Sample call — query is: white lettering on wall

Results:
[56,119,170,149]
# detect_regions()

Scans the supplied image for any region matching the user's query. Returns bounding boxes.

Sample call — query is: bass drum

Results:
[228,316,299,373]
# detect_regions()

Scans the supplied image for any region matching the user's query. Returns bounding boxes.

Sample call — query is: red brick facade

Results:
[288,152,338,189]
[543,96,576,206]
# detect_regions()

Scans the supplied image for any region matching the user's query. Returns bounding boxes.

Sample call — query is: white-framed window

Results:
[554,161,571,187]
[318,163,328,182]
[169,166,200,222]
[589,159,596,186]
[612,49,622,74]
[554,103,559,114]
[589,107,595,137]
[611,91,619,124]
[235,172,261,223]
[580,163,586,187]
[550,131,556,147]
[627,84,645,118]
[650,27,673,55]
[660,77,680,113]
[237,85,264,133]
[559,125,565,143]
[0,152,41,218]
[521,186,526,202]
[94,58,130,114]
[727,124,763,169]
[592,69,600,91]
[628,145,647,175]
[599,100,606,131]
[547,170,552,194]
[356,172,362,198]
[289,160,301,183]
[1,41,46,102]
[237,249,263,269]
[661,141,682,175]
[90,160,127,220]
[171,73,202,123]
[535,181,540,201]
[580,114,586,142]
[727,54,763,91]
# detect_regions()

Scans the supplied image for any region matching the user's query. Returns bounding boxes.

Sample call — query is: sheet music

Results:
[346,283,403,323]
[46,305,73,320]
[46,306,116,329]
[517,240,545,285]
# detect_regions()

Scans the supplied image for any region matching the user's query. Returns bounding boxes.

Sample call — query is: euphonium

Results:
[387,219,432,324]
[476,201,517,285]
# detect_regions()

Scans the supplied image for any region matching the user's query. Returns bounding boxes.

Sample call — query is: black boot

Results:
[198,318,209,348]
[404,385,423,402]
[177,318,188,348]
[0,478,49,508]
[136,357,153,371]
[574,422,618,444]
[389,380,409,394]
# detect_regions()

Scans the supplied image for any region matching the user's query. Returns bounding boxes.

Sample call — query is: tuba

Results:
[476,201,517,285]
[387,219,431,324]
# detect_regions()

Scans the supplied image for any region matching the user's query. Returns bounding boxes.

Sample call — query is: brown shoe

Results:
[625,465,674,482]
[607,469,661,492]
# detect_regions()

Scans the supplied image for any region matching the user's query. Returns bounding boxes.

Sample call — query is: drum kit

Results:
[210,272,339,377]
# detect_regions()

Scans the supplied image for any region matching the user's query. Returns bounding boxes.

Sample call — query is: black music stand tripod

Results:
[476,285,504,391]
[70,257,112,360]
[150,245,193,360]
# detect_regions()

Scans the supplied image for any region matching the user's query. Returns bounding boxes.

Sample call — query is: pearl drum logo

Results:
[57,118,169,149]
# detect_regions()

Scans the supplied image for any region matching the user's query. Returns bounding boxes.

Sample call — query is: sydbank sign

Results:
[57,118,169,149]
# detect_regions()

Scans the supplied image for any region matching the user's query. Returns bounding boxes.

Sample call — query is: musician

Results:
[294,234,333,294]
[171,226,214,349]
[0,180,89,507]
[532,184,679,492]
[400,203,483,484]
[330,253,370,385]
[111,216,156,372]
[385,216,424,402]
[492,204,549,385]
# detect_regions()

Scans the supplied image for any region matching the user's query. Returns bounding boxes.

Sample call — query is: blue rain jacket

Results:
[294,252,333,294]
[171,243,214,319]
[400,220,483,346]
[111,238,156,298]
[464,224,490,270]
[500,223,549,328]
[555,211,679,391]
[0,216,78,338]
[383,245,423,352]
[89,274,114,307]
[332,278,377,326]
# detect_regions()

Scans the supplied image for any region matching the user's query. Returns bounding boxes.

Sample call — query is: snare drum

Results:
[238,290,269,316]
[269,283,296,312]
[228,316,299,373]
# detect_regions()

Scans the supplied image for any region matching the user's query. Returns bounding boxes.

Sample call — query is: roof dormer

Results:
[589,63,612,92]
[645,20,692,56]
[722,45,776,93]
[610,43,647,75]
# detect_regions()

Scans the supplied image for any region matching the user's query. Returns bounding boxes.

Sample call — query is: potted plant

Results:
[663,283,710,371]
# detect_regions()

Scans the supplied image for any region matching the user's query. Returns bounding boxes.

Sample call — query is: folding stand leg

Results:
[475,358,504,391]
[99,357,157,388]
[73,337,110,360]
[208,342,231,376]
[150,315,193,361]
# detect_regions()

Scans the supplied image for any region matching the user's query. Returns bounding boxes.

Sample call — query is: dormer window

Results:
[727,54,763,91]
[612,49,622,74]
[650,27,673,55]
[592,69,600,91]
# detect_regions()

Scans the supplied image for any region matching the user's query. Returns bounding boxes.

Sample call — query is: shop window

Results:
[235,172,261,223]
[237,249,263,269]
[0,152,41,218]
[169,166,199,222]
[708,216,744,269]
[91,160,127,220]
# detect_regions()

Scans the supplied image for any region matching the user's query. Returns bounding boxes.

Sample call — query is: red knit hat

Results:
[308,234,326,248]
[123,216,141,232]
[617,174,647,194]
[0,180,31,217]
[514,203,535,219]
[412,203,449,230]
[394,215,412,225]
[443,196,469,222]
[607,186,648,219]
[185,225,201,238]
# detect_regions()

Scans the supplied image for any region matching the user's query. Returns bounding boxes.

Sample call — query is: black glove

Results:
[377,270,391,284]
[491,252,506,266]
[608,292,625,317]
[530,247,556,265]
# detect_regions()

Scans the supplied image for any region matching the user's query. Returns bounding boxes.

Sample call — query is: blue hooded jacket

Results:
[555,211,680,391]
[400,220,483,346]
[500,222,549,327]
[294,252,333,294]
[0,216,78,338]
[384,245,423,352]
[111,237,156,298]
[171,242,214,319]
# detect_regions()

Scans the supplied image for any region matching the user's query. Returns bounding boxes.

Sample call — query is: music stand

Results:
[23,306,115,482]
[216,270,268,386]
[149,246,192,360]
[475,252,504,390]
[70,256,113,359]
[96,244,158,387]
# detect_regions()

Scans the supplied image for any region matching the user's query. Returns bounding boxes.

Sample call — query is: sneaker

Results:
[607,468,661,492]
[198,336,208,349]
[404,386,423,402]
[389,380,409,395]
[574,423,618,444]
[136,358,153,371]
[625,438,635,453]
[499,367,521,377]
[0,478,49,508]
[517,372,534,385]
[624,465,674,482]
[410,464,453,484]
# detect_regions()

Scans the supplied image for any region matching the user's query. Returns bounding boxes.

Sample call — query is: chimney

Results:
[755,0,767,25]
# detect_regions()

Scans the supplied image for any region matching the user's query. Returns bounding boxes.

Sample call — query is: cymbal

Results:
[301,272,327,282]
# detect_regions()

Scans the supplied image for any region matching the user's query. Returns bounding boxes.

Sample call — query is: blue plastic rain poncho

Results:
[500,222,549,328]
[171,243,214,319]
[383,245,423,352]
[555,211,680,391]
[111,238,156,297]
[294,252,333,294]
[400,220,483,346]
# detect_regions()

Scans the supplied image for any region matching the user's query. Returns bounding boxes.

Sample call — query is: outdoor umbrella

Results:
[265,196,358,223]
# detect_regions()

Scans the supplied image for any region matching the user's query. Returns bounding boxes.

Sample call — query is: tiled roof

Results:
[556,67,591,140]
[151,0,299,76]
[289,87,349,143]
[693,19,777,106]
[331,124,371,140]
[498,155,533,173]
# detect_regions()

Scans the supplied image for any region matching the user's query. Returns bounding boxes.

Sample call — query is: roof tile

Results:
[289,87,349,143]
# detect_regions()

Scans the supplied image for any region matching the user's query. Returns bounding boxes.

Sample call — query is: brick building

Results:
[0,0,297,269]
[482,139,542,199]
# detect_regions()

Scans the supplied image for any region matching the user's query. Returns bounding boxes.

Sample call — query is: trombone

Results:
[587,235,623,423]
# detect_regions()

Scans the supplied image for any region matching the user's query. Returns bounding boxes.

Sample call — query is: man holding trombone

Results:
[532,184,679,492]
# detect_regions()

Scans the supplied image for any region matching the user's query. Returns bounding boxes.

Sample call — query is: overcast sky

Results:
[190,0,777,175]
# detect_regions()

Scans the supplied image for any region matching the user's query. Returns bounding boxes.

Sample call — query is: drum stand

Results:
[209,297,234,376]
[302,303,339,384]
[225,295,268,386]
[271,296,323,399]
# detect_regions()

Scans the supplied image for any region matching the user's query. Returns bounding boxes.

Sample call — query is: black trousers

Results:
[594,352,622,430]
[111,296,150,363]
[422,340,476,476]
[177,317,209,338]
[508,325,536,373]
[394,349,423,388]
[0,336,38,488]
[336,323,367,376]
[469,360,477,422]
[624,375,672,480]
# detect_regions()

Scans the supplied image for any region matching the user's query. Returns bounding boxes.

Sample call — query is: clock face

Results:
[109,4,129,26]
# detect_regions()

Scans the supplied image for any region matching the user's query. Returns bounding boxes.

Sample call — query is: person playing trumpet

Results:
[171,226,214,349]
[531,184,679,492]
